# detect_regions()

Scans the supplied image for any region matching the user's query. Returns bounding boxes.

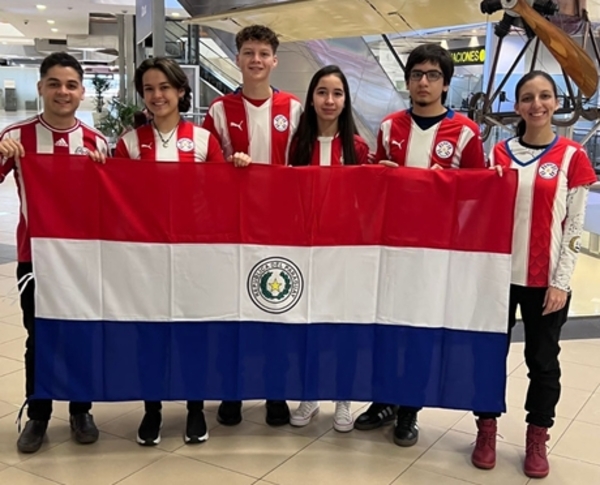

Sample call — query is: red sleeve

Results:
[567,145,597,189]
[353,136,370,165]
[114,138,130,159]
[0,131,16,182]
[206,134,226,162]
[490,142,511,169]
[459,129,486,168]
[374,128,387,163]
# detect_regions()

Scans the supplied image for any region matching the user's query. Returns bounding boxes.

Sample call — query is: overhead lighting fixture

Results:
[47,20,55,24]
[36,4,47,10]
[171,12,180,17]
[51,28,58,32]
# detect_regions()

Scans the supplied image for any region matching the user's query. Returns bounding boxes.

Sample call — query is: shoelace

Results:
[471,431,504,447]
[335,402,352,421]
[15,398,29,433]
[296,402,317,417]
[527,435,550,456]
[2,272,34,306]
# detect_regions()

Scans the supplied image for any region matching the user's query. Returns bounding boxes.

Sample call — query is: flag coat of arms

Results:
[22,156,517,412]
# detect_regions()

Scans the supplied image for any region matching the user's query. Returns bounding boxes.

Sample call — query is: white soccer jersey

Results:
[490,136,597,288]
[115,121,225,163]
[0,115,108,262]
[375,109,485,169]
[203,89,303,165]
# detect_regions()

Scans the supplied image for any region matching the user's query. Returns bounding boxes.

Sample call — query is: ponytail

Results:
[516,119,526,137]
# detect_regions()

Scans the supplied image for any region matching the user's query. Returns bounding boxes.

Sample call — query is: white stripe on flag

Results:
[32,239,510,334]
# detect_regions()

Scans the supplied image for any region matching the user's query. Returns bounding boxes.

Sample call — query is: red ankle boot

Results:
[471,418,497,469]
[524,424,550,478]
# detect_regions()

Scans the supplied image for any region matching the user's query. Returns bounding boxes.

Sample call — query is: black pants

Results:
[18,262,92,421]
[144,400,204,413]
[476,284,570,428]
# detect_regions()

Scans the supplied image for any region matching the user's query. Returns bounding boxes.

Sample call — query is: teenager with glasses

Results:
[355,43,486,447]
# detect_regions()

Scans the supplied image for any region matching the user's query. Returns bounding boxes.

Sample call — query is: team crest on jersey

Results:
[273,114,289,132]
[176,138,194,152]
[538,162,559,179]
[74,146,89,155]
[247,257,304,314]
[435,141,454,159]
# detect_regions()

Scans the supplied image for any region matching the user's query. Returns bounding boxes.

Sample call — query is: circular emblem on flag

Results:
[273,114,289,132]
[176,138,195,152]
[539,162,559,179]
[74,146,90,155]
[247,257,304,314]
[435,141,454,159]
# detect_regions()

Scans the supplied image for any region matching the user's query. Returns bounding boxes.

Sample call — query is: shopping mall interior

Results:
[0,0,600,483]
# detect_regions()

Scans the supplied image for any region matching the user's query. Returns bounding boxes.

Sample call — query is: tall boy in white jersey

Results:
[202,25,302,426]
[356,43,486,447]
[203,24,303,167]
[0,52,108,454]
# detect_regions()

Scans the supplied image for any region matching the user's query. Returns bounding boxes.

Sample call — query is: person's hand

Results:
[368,152,376,164]
[378,160,399,168]
[490,165,503,177]
[229,152,252,167]
[431,163,444,170]
[0,139,25,159]
[88,150,106,164]
[542,287,568,316]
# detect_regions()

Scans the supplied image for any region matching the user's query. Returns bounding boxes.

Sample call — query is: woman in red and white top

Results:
[471,71,597,479]
[288,65,369,167]
[115,57,224,449]
[115,58,224,163]
[287,65,369,433]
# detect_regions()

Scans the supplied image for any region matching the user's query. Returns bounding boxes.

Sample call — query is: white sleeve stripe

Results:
[381,120,392,159]
[453,127,475,168]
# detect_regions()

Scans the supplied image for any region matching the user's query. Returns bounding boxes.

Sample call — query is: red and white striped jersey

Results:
[0,115,109,262]
[375,109,485,169]
[290,134,370,166]
[115,120,225,163]
[203,89,303,165]
[490,136,597,287]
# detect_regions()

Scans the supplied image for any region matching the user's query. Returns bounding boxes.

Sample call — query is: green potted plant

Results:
[91,75,112,113]
[95,97,142,145]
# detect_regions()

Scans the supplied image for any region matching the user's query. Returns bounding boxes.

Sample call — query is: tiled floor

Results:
[1,110,600,484]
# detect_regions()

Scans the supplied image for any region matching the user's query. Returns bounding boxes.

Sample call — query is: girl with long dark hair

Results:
[288,65,369,432]
[288,65,369,167]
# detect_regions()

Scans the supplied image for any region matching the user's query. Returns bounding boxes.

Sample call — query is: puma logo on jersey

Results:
[230,121,244,131]
[141,143,153,150]
[391,139,405,150]
[54,138,68,147]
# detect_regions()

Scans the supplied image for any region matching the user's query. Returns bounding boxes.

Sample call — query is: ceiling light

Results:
[171,12,180,17]
[51,28,58,32]
[36,4,47,10]
[47,20,55,24]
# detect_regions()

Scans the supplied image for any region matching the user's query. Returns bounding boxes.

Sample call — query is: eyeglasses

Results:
[409,70,444,82]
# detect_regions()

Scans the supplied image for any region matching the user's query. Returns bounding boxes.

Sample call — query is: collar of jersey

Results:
[38,114,81,133]
[407,108,453,119]
[505,134,558,167]
[233,86,279,96]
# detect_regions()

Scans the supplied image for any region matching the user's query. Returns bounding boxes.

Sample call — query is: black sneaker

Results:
[185,409,208,444]
[70,413,99,444]
[217,401,242,426]
[265,400,289,426]
[17,419,48,453]
[354,403,398,430]
[393,409,419,447]
[137,411,162,446]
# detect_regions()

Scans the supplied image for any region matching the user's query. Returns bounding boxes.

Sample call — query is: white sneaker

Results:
[290,401,320,427]
[333,401,353,433]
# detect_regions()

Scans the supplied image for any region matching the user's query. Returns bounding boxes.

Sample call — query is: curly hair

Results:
[235,25,279,54]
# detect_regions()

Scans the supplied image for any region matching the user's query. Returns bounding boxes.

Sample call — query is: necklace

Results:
[153,121,179,148]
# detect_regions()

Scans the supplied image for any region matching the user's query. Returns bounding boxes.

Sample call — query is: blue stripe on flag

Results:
[33,319,507,412]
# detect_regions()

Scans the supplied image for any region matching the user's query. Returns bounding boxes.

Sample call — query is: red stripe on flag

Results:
[22,156,517,253]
